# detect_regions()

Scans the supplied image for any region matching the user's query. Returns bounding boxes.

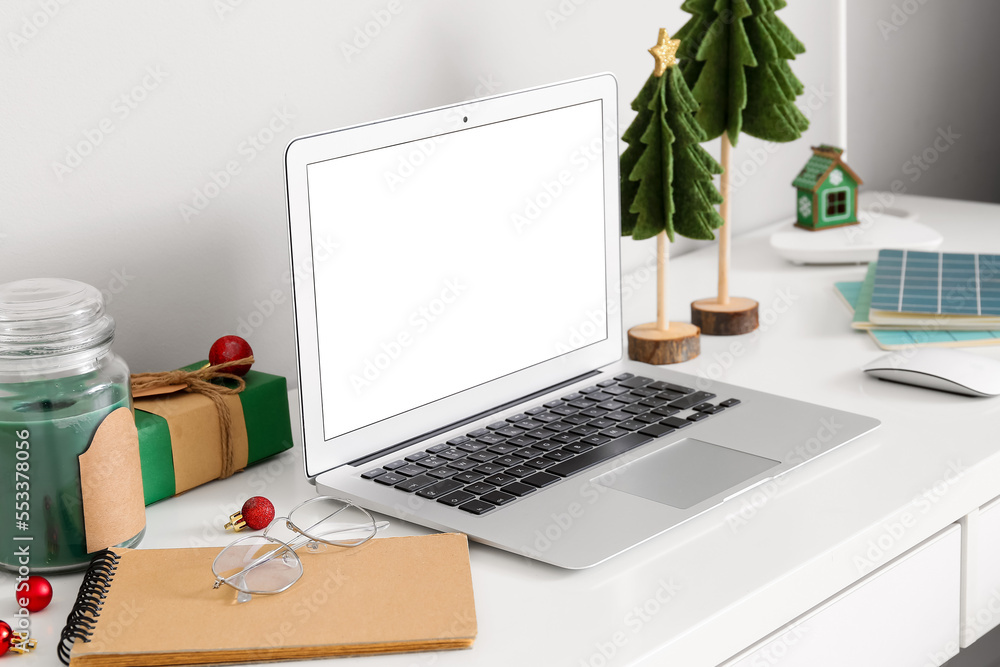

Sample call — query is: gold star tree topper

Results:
[648,29,681,77]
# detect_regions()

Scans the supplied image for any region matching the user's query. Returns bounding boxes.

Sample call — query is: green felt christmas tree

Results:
[675,0,810,335]
[620,29,724,364]
[675,0,809,145]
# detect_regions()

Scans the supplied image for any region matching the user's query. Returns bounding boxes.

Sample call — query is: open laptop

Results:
[284,73,880,569]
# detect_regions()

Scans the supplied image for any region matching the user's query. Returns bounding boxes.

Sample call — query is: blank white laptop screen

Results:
[306,100,608,441]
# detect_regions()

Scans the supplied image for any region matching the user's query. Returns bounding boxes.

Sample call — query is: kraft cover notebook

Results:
[59,533,476,666]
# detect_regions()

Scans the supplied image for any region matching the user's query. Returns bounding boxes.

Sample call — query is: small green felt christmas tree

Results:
[675,0,810,335]
[675,0,809,146]
[620,29,724,364]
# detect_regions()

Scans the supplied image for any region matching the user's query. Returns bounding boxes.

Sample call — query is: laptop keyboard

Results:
[361,373,741,516]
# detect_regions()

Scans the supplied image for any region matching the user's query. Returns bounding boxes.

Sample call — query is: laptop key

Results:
[417,456,449,469]
[669,391,716,410]
[487,421,508,430]
[361,468,387,479]
[634,414,660,424]
[531,440,562,451]
[437,448,465,461]
[550,406,578,416]
[597,400,627,411]
[426,443,450,453]
[474,463,507,475]
[405,451,429,462]
[477,434,506,445]
[417,479,463,499]
[661,417,692,429]
[570,425,599,436]
[457,441,488,453]
[532,413,560,423]
[543,401,563,408]
[447,436,470,446]
[428,467,457,479]
[590,418,616,429]
[508,436,537,447]
[525,428,552,440]
[395,464,426,477]
[551,433,579,444]
[522,471,561,488]
[514,447,544,459]
[579,386,599,394]
[494,455,522,466]
[652,406,680,418]
[468,450,498,463]
[687,412,710,422]
[703,406,726,414]
[438,490,475,506]
[613,372,634,381]
[598,379,618,387]
[581,435,611,446]
[584,391,613,402]
[547,432,654,478]
[526,457,557,469]
[605,411,632,421]
[506,413,528,422]
[384,460,407,470]
[525,406,546,415]
[567,400,592,409]
[614,394,642,404]
[467,428,489,438]
[660,382,695,395]
[481,491,516,506]
[488,443,519,455]
[603,386,630,396]
[618,420,646,431]
[600,427,628,439]
[542,421,572,433]
[464,482,496,495]
[691,403,714,412]
[459,499,496,515]
[448,459,479,471]
[720,398,741,407]
[630,388,658,398]
[452,471,485,484]
[544,450,575,461]
[561,392,583,402]
[374,472,406,486]
[580,408,608,418]
[495,427,523,437]
[484,473,516,486]
[507,465,533,477]
[502,481,537,497]
[639,424,676,438]
[562,414,591,425]
[563,442,594,454]
[395,474,437,492]
[622,405,648,415]
[619,375,653,388]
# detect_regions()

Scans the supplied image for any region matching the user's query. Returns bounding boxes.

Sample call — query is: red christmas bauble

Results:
[241,496,275,530]
[17,575,53,613]
[0,620,11,656]
[208,335,254,377]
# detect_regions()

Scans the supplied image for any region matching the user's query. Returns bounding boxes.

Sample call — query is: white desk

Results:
[16,194,1000,666]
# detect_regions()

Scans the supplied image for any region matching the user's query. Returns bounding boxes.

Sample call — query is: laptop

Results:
[284,73,880,569]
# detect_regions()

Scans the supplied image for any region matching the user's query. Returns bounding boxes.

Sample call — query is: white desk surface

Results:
[15,194,1000,666]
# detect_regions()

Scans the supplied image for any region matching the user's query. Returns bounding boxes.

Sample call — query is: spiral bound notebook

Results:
[58,533,476,666]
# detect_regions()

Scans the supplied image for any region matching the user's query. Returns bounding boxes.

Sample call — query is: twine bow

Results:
[130,356,254,480]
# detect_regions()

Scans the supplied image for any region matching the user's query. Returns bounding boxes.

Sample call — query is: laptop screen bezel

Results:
[285,73,623,478]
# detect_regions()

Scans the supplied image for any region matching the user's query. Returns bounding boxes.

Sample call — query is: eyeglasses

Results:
[212,496,388,603]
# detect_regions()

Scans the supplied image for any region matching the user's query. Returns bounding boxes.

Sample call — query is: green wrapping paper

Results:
[134,363,293,505]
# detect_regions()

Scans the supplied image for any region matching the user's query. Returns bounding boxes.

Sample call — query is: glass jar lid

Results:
[0,278,115,358]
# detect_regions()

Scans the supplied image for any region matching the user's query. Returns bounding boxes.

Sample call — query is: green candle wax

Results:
[0,371,135,572]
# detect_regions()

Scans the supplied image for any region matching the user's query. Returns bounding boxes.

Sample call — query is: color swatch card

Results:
[869,249,1000,327]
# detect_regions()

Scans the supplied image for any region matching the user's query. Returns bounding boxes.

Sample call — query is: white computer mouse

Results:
[863,348,1000,397]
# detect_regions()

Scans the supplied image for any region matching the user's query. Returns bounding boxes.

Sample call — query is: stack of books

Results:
[835,249,1000,350]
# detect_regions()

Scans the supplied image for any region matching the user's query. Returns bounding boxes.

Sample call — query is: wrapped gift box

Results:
[133,362,293,505]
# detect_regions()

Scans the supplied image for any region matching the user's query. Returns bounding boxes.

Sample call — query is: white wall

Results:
[846,0,1000,206]
[0,0,843,386]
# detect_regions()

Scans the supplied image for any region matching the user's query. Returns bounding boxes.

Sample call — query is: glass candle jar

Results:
[0,278,144,573]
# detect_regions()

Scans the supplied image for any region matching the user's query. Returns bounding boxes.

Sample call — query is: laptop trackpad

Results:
[601,438,780,509]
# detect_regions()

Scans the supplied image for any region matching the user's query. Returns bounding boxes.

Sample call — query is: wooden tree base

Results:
[690,297,759,336]
[627,322,700,365]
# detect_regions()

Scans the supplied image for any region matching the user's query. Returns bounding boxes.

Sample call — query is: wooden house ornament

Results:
[792,145,863,231]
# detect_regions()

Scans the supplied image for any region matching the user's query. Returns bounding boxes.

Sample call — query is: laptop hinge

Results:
[347,369,603,467]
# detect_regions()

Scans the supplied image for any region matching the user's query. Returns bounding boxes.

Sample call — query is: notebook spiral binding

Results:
[58,549,121,665]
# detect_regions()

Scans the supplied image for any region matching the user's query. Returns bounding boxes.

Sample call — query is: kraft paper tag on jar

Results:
[78,407,147,553]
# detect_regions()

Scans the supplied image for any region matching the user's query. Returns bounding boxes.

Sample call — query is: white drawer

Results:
[723,524,961,667]
[963,495,1000,646]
